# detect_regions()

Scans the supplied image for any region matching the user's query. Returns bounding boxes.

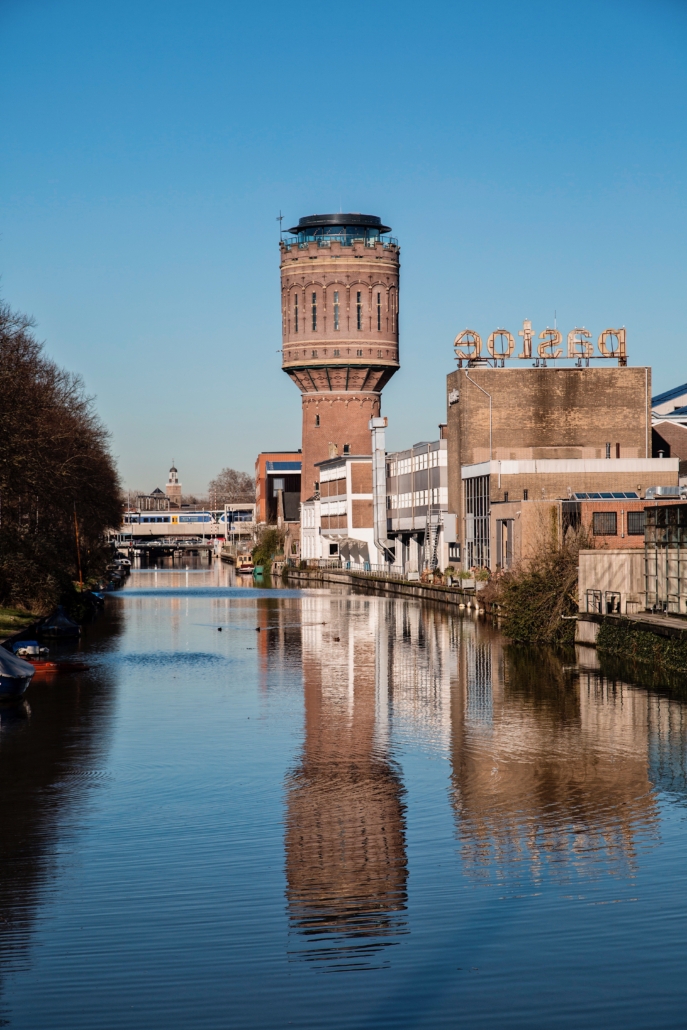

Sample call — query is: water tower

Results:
[280,213,400,499]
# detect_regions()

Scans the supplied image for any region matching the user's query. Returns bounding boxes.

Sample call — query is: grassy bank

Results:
[0,606,38,639]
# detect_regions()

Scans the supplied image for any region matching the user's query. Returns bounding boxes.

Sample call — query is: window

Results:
[311,350,318,358]
[377,292,381,330]
[333,349,340,357]
[523,489,528,501]
[356,349,363,356]
[465,474,490,568]
[377,349,383,358]
[333,291,340,330]
[294,294,299,332]
[593,511,617,536]
[311,292,317,331]
[356,291,362,330]
[628,511,645,535]
[504,492,508,502]
[343,443,350,454]
[315,414,320,427]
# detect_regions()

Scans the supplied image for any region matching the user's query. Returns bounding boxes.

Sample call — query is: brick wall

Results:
[301,394,379,500]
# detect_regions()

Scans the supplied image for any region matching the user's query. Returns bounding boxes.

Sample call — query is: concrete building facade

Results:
[301,453,377,564]
[385,435,456,574]
[280,214,400,501]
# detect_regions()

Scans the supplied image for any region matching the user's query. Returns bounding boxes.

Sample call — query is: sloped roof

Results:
[652,383,687,406]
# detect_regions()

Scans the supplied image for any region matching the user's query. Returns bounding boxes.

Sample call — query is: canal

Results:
[2,564,687,1028]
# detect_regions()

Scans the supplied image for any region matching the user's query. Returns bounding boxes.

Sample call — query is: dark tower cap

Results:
[288,213,391,234]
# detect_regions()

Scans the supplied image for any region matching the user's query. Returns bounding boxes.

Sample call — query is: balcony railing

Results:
[281,235,398,251]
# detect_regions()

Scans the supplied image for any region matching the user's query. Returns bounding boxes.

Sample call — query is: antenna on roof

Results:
[276,211,283,240]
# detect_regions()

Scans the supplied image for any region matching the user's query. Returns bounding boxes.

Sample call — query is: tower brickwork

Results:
[280,214,400,500]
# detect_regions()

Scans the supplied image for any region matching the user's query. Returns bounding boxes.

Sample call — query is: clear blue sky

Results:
[2,0,686,494]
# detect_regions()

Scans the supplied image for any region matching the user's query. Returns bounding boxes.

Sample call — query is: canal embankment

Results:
[577,611,687,674]
[283,566,498,613]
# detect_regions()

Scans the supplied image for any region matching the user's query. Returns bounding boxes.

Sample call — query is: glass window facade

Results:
[465,475,490,568]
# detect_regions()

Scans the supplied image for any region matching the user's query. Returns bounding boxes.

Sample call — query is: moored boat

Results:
[11,641,49,659]
[37,606,81,638]
[235,555,254,574]
[0,648,35,699]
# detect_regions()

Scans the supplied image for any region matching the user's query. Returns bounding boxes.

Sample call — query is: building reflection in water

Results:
[450,623,662,878]
[0,606,121,1019]
[278,591,687,962]
[283,593,408,968]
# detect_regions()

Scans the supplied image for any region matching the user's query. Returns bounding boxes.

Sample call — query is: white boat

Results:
[0,648,35,699]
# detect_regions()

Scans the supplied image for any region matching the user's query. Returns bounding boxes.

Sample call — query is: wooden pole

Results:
[74,504,83,591]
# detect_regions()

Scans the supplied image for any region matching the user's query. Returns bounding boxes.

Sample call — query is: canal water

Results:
[2,564,687,1028]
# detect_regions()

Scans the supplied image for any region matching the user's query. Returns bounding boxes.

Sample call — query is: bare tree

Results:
[0,301,121,610]
[208,468,254,505]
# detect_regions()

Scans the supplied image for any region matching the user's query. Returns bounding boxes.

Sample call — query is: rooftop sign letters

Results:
[454,320,627,367]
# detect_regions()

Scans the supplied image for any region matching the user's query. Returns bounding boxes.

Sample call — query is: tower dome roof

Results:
[287,213,391,234]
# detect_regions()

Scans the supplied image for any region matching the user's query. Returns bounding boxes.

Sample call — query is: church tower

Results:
[280,214,400,500]
[165,464,181,507]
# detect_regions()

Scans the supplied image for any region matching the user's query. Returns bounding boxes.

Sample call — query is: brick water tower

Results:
[280,213,400,500]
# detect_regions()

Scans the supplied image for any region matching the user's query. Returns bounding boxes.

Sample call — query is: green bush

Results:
[252,528,284,569]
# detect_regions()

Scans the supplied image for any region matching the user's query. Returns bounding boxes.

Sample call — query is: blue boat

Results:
[0,648,35,700]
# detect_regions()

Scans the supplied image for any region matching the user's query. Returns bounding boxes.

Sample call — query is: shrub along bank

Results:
[484,532,590,646]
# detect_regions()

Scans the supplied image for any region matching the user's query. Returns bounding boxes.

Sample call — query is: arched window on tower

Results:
[315,414,320,427]
[377,292,381,331]
[294,293,299,333]
[333,291,340,330]
[356,291,362,330]
[311,292,317,331]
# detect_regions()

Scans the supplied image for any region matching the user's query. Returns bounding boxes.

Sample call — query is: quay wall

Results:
[576,612,687,673]
[283,567,497,613]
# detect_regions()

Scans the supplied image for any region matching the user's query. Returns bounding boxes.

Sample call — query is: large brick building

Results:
[280,214,400,501]
[444,364,678,567]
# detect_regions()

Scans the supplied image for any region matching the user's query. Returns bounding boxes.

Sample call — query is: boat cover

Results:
[0,648,35,679]
[39,606,80,636]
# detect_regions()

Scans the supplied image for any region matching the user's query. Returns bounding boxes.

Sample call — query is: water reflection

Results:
[0,607,122,1019]
[450,628,661,877]
[283,595,687,963]
[284,594,408,968]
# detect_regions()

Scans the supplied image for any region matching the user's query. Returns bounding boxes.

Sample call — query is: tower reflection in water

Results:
[283,594,408,968]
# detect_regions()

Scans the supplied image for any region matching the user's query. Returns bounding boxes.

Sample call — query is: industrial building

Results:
[445,363,679,569]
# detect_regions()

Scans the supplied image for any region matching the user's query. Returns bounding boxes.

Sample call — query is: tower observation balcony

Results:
[283,212,397,248]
